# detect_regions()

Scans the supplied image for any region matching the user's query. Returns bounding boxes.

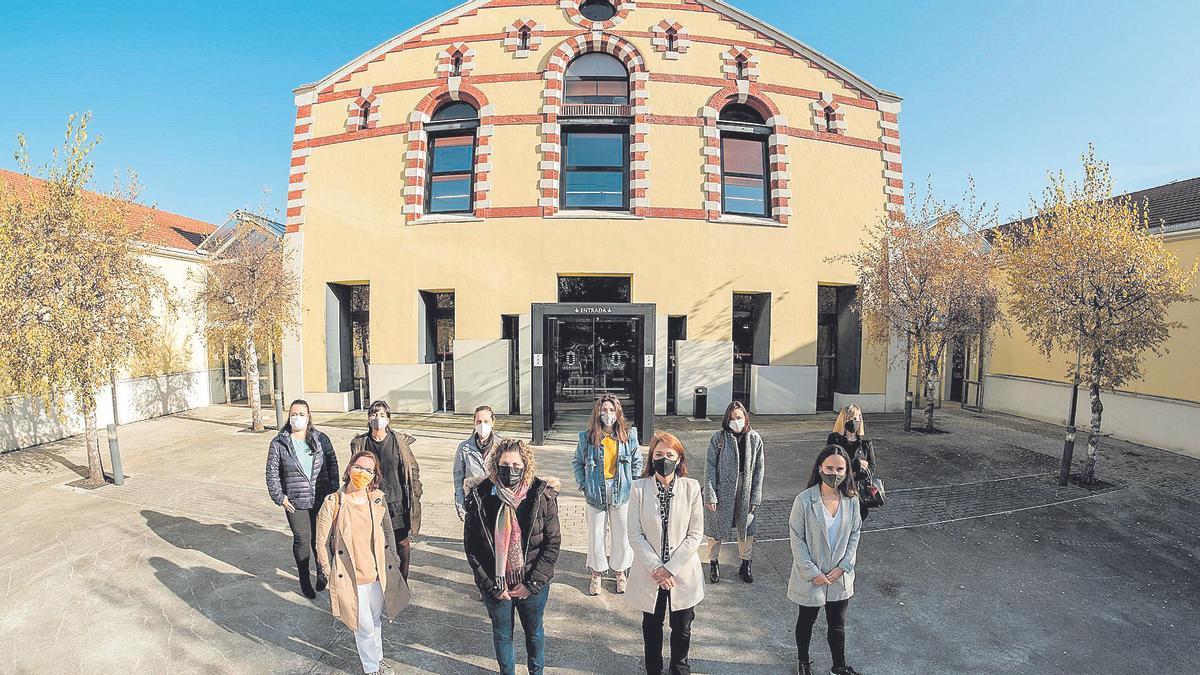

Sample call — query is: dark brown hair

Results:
[806,445,858,498]
[284,399,320,456]
[474,405,495,422]
[588,394,630,445]
[342,449,382,491]
[722,400,751,434]
[641,431,688,478]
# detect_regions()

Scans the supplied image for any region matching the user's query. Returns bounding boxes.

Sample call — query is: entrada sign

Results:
[573,307,614,314]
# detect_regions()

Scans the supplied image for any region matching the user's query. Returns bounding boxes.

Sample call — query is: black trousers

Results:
[795,599,849,668]
[284,507,319,580]
[642,588,694,674]
[394,526,411,581]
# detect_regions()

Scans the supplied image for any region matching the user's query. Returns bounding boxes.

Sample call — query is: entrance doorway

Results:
[531,303,655,445]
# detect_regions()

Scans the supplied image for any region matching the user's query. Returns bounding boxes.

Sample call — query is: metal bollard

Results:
[1059,426,1076,486]
[106,424,125,486]
[274,390,285,430]
[904,392,914,432]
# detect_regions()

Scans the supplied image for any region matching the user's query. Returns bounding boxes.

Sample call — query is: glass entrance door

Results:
[549,316,642,426]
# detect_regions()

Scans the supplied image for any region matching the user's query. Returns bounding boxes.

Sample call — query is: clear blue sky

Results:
[3,0,1198,225]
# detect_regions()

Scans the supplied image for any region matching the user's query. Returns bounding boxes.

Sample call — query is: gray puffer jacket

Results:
[265,429,339,510]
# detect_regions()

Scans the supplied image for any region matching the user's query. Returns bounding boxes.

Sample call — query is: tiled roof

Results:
[0,169,216,252]
[1001,175,1200,234]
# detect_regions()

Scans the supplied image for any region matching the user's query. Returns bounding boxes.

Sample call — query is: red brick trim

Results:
[810,93,847,135]
[651,19,690,59]
[703,87,790,224]
[286,100,314,231]
[403,84,495,223]
[344,89,380,133]
[436,42,476,79]
[504,18,546,58]
[560,0,634,31]
[720,46,760,82]
[540,33,650,217]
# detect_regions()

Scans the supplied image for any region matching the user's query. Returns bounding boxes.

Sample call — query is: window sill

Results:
[410,213,484,225]
[548,210,644,221]
[710,214,785,228]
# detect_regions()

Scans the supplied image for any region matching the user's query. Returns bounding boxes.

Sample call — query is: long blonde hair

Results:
[833,404,865,436]
[587,394,631,445]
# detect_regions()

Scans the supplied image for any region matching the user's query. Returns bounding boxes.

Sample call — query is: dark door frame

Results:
[532,302,655,446]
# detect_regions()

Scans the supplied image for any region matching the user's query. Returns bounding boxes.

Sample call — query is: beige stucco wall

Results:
[295,0,896,399]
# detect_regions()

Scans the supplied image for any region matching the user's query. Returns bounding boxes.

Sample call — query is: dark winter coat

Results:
[265,429,339,510]
[827,432,880,518]
[351,429,423,537]
[463,475,562,598]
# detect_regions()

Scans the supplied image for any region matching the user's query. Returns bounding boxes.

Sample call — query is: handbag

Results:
[856,467,885,508]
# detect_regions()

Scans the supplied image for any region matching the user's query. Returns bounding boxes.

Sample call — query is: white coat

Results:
[625,475,706,614]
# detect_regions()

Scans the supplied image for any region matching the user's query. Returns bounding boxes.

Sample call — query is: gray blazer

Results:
[787,485,863,607]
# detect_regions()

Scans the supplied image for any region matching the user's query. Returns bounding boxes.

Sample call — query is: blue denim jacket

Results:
[572,427,642,509]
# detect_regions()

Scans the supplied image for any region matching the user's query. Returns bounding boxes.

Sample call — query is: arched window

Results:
[718,104,770,217]
[564,53,629,105]
[450,53,464,77]
[518,25,532,51]
[665,27,678,52]
[426,102,480,214]
[824,106,836,133]
[579,0,617,21]
[359,100,371,131]
[735,54,749,80]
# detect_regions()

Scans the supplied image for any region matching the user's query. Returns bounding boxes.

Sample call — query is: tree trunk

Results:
[1082,355,1104,484]
[245,335,263,432]
[82,392,105,486]
[924,357,938,430]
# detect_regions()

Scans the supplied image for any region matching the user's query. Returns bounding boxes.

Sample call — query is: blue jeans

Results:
[483,585,551,675]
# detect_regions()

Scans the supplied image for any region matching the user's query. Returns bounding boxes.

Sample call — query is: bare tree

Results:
[0,113,163,485]
[194,213,297,431]
[833,182,1004,430]
[994,147,1196,482]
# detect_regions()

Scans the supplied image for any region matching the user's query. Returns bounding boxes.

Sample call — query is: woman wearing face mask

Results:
[628,432,704,675]
[702,401,765,584]
[455,405,502,521]
[572,394,643,596]
[350,400,423,580]
[265,399,340,599]
[826,405,879,521]
[315,450,411,675]
[463,439,561,675]
[788,445,863,675]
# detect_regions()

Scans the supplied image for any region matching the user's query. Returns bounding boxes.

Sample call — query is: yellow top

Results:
[602,434,618,480]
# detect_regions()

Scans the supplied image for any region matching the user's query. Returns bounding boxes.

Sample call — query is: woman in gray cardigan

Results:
[703,401,765,584]
[788,445,863,675]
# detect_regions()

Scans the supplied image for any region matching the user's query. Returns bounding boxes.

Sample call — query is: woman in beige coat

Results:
[627,432,705,675]
[316,449,412,675]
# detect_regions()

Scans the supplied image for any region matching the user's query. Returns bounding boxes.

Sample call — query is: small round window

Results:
[579,0,617,21]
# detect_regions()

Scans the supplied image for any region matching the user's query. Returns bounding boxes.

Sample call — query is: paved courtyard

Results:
[0,404,1197,674]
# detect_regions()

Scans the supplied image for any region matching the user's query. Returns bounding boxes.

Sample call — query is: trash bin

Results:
[693,386,708,420]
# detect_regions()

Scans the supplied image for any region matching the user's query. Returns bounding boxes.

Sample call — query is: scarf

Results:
[493,480,530,592]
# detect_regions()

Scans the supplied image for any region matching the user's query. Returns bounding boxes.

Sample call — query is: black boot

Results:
[315,569,328,593]
[739,559,753,583]
[798,661,813,675]
[708,560,720,583]
[297,560,317,599]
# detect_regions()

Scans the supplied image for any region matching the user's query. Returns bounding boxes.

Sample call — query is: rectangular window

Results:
[564,79,629,105]
[721,135,769,217]
[428,134,475,214]
[562,131,628,210]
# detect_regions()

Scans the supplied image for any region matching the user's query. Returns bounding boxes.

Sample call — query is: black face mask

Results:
[653,457,679,477]
[844,420,857,434]
[498,465,522,488]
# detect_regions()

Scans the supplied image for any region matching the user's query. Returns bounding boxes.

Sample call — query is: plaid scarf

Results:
[493,481,530,592]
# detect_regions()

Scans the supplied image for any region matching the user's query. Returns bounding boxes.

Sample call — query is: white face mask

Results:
[729,418,745,433]
[600,412,616,428]
[475,422,492,439]
[371,416,389,430]
[289,415,308,431]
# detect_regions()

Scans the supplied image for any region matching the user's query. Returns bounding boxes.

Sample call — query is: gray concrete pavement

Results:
[0,404,1197,674]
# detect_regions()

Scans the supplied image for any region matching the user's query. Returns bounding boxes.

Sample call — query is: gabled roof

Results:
[998,176,1200,237]
[0,169,216,252]
[197,209,285,257]
[294,0,901,104]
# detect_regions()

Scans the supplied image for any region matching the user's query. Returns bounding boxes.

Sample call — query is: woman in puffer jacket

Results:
[265,399,339,599]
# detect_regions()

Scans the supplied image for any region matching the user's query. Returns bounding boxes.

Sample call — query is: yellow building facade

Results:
[282,0,908,442]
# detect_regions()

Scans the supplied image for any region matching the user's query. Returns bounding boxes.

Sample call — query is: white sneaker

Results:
[588,574,602,596]
[615,571,627,594]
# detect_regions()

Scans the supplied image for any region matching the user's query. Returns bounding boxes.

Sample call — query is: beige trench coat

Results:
[625,476,706,615]
[315,489,411,630]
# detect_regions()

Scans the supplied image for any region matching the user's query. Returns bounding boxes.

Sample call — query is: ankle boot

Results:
[739,559,753,583]
[315,568,328,592]
[708,560,720,583]
[297,560,317,599]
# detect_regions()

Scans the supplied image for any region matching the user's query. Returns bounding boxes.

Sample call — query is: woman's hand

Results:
[858,459,869,471]
[509,584,531,599]
[282,496,295,514]
[813,573,831,586]
[826,568,844,583]
[705,502,717,513]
